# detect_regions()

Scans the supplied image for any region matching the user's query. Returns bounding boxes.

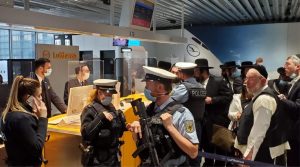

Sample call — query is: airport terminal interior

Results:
[1,0,300,166]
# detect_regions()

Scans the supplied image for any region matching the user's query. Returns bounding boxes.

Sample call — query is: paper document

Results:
[62,114,81,125]
[48,118,63,125]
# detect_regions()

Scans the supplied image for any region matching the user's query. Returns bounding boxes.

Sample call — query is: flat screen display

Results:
[128,39,141,46]
[131,0,154,29]
[113,38,128,46]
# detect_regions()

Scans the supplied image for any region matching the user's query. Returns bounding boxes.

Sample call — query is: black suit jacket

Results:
[205,75,233,127]
[2,111,48,166]
[223,76,243,94]
[63,78,88,105]
[281,79,300,141]
[32,74,67,117]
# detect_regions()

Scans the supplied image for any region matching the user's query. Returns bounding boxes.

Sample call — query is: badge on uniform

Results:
[184,120,195,133]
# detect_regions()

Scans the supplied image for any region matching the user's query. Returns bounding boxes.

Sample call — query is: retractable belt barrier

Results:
[198,151,283,167]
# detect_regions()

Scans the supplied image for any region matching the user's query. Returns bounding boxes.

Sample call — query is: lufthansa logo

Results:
[42,50,50,59]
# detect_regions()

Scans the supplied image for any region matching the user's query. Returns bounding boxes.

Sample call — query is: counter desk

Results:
[45,94,146,167]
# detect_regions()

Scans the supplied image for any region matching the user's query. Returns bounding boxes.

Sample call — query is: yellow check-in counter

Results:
[45,94,146,167]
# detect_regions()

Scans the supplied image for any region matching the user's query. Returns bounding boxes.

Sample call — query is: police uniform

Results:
[170,62,205,166]
[80,79,126,167]
[139,66,199,166]
[171,62,197,103]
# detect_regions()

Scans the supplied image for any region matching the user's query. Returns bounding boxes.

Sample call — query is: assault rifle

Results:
[130,98,161,166]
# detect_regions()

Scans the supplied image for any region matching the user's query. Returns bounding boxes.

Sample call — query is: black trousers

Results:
[287,139,300,166]
[255,145,286,166]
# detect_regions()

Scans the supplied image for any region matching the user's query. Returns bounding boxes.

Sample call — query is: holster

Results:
[79,143,94,166]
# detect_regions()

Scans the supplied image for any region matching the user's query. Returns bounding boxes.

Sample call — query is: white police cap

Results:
[143,66,176,81]
[93,79,118,94]
[175,62,197,69]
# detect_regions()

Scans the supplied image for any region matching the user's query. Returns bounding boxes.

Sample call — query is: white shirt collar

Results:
[202,77,209,88]
[36,73,43,83]
[252,85,268,99]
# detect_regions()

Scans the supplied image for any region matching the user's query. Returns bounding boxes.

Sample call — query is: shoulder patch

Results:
[184,120,195,133]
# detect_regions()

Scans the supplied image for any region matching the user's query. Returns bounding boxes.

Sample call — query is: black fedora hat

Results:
[220,61,240,69]
[158,61,172,71]
[238,61,255,69]
[195,59,214,69]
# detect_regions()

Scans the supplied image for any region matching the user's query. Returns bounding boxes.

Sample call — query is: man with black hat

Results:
[220,61,243,94]
[171,62,206,166]
[238,66,290,165]
[268,67,291,95]
[194,58,233,166]
[238,61,256,80]
[80,79,127,166]
[157,61,172,71]
[128,66,199,166]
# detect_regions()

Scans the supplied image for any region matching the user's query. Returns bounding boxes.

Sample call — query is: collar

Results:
[289,75,300,86]
[202,77,209,86]
[158,97,174,111]
[184,77,198,84]
[252,85,268,99]
[35,73,43,83]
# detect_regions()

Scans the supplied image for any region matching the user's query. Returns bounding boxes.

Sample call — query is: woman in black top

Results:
[80,79,127,166]
[1,76,48,166]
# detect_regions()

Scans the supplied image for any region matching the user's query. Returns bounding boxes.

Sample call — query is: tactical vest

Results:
[87,101,126,148]
[237,87,291,147]
[140,101,186,163]
[181,81,206,121]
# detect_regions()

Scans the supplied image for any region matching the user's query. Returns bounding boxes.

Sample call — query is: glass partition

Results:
[66,60,105,115]
[115,57,155,97]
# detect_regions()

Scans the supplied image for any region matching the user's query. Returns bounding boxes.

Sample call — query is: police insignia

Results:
[184,120,195,133]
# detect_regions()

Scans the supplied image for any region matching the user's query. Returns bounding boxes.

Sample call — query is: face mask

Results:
[101,96,112,106]
[82,72,90,81]
[144,88,156,102]
[44,68,52,77]
[290,73,297,79]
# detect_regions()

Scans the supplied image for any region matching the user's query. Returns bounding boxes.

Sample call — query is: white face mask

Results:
[290,73,297,79]
[44,68,52,77]
[82,72,90,81]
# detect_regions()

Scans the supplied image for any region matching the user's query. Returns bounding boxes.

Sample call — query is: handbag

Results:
[79,143,94,166]
[210,124,236,153]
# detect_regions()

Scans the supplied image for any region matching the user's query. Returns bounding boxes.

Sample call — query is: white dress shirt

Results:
[228,93,243,130]
[244,85,290,160]
[201,77,209,89]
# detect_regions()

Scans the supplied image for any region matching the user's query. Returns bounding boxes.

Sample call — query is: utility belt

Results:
[80,142,122,166]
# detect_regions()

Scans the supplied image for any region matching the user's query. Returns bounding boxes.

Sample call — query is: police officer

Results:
[170,62,206,165]
[128,66,199,166]
[80,79,126,166]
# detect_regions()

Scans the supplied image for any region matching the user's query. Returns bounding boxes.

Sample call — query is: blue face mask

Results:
[101,96,112,106]
[144,88,156,102]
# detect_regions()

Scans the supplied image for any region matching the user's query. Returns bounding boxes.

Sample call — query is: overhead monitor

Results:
[128,39,141,46]
[67,85,93,115]
[131,0,155,30]
[113,38,128,46]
